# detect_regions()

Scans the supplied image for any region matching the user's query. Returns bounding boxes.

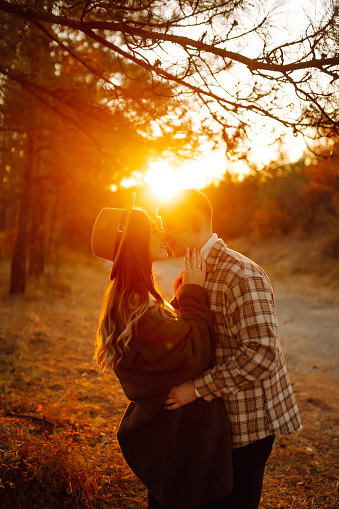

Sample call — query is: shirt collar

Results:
[200,233,218,260]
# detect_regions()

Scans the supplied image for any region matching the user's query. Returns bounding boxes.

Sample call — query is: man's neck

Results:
[197,231,215,252]
[198,233,211,249]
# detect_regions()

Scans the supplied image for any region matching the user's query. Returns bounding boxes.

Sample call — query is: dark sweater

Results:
[115,285,233,509]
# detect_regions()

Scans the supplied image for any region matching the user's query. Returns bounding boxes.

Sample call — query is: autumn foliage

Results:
[206,140,339,247]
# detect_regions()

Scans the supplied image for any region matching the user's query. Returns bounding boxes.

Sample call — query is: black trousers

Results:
[147,435,275,509]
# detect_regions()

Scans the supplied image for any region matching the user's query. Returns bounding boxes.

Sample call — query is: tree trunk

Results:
[9,134,34,294]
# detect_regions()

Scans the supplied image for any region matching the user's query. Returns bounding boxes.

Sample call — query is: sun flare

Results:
[145,158,226,200]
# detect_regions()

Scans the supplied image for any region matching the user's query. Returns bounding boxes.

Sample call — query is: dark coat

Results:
[114,285,233,509]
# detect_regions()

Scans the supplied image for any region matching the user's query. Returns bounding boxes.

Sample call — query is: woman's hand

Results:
[182,247,206,287]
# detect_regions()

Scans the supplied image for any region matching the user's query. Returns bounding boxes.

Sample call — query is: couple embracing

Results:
[91,188,302,509]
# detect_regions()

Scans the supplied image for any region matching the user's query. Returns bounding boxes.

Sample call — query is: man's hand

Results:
[164,380,197,410]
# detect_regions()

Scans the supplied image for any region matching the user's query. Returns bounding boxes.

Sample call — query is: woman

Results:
[91,194,232,509]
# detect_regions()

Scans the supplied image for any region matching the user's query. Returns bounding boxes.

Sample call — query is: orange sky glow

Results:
[113,133,306,200]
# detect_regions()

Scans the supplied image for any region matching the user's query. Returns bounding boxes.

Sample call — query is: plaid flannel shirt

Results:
[194,238,302,448]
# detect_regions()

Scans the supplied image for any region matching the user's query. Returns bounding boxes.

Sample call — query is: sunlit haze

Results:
[112,132,306,200]
[145,157,227,200]
[144,132,306,199]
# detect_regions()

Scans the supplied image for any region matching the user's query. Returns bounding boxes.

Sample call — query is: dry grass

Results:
[0,243,338,508]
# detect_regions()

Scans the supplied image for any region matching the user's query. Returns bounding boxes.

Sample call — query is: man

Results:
[157,188,302,509]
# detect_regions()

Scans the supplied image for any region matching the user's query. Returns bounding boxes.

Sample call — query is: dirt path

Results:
[154,257,339,378]
[274,292,339,377]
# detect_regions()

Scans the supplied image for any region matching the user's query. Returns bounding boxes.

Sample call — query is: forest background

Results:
[0,0,338,294]
[0,1,338,508]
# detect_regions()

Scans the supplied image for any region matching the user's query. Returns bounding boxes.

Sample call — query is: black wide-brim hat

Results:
[91,192,136,279]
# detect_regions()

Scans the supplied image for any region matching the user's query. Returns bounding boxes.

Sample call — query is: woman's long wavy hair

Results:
[96,209,171,371]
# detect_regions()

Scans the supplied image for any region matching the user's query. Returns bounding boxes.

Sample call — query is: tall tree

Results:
[9,133,33,294]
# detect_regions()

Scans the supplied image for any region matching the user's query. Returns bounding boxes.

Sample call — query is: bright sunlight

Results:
[114,133,305,200]
[145,157,227,200]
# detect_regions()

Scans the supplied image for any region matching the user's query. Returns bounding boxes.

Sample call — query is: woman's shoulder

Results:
[136,301,189,347]
[148,295,176,314]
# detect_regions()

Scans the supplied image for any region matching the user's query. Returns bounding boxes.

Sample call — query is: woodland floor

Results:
[0,233,338,508]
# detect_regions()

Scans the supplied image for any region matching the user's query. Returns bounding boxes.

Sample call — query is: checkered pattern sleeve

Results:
[194,271,279,400]
[193,241,302,446]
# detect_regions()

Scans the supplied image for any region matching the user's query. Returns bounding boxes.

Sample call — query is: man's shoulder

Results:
[209,239,267,281]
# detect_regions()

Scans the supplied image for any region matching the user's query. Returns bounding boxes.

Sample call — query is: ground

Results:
[0,233,338,508]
